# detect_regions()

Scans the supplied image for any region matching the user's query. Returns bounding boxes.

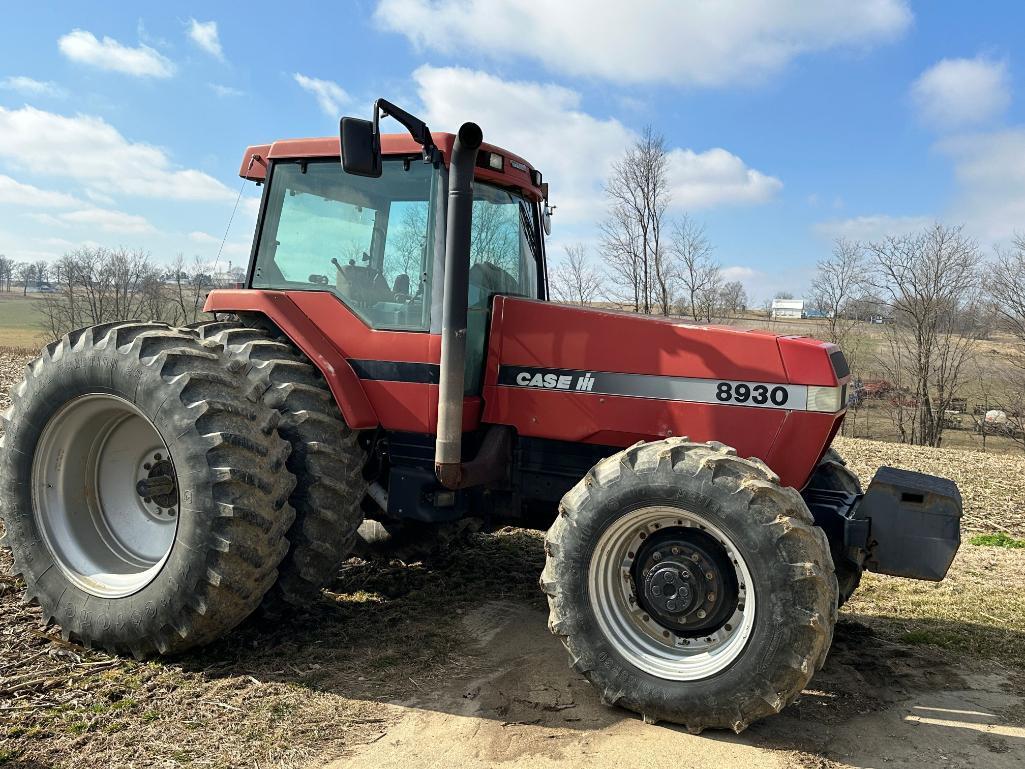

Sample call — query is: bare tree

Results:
[991,234,1025,342]
[671,216,718,321]
[16,262,34,295]
[810,238,868,380]
[0,255,13,292]
[990,233,1025,451]
[811,239,866,343]
[168,253,212,326]
[550,244,604,306]
[33,260,49,289]
[718,280,748,319]
[601,126,670,314]
[868,224,985,447]
[38,246,171,340]
[600,212,642,311]
[692,263,724,323]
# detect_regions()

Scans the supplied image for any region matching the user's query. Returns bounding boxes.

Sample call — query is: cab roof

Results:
[239,131,543,201]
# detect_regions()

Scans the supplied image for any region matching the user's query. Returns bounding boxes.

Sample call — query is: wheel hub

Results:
[135,454,178,520]
[633,529,738,636]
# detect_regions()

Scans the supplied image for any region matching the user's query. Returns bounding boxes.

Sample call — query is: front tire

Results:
[541,439,837,732]
[0,323,296,656]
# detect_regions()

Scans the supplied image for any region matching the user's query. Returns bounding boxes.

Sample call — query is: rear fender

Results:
[204,289,378,429]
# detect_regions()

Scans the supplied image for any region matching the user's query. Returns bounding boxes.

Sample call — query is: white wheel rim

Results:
[587,506,756,681]
[31,393,179,598]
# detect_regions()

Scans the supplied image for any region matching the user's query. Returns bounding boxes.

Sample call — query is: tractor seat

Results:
[392,273,410,296]
[335,262,393,305]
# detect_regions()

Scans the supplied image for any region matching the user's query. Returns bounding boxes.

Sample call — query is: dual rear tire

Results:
[0,320,366,655]
[0,323,296,655]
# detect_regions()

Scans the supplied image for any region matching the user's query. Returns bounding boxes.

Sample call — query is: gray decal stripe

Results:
[497,365,809,411]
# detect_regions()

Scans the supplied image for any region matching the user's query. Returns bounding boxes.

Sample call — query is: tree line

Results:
[36,247,244,341]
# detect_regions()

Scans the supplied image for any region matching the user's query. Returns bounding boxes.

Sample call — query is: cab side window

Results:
[252,159,436,331]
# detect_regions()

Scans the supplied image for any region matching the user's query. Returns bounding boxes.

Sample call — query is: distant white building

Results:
[771,298,805,319]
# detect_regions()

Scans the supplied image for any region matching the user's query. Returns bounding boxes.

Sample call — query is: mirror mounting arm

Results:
[375,98,437,164]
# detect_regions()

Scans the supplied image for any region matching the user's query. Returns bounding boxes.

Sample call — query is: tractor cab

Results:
[237,111,547,396]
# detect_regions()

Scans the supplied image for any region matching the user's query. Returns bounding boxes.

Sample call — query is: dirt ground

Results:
[1,343,1025,768]
[3,530,1024,768]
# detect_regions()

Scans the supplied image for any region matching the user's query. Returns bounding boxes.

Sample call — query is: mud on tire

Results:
[195,320,368,611]
[0,323,296,656]
[541,438,837,733]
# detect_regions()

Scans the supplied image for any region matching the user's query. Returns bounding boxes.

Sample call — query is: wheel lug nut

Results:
[671,546,680,555]
[652,552,662,562]
[705,571,714,580]
[680,571,689,580]
[691,554,700,562]
[652,586,662,596]
[707,593,716,602]
[666,600,677,611]
[696,609,707,619]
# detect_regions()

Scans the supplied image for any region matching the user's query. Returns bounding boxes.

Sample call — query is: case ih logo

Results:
[513,370,595,391]
[497,365,817,412]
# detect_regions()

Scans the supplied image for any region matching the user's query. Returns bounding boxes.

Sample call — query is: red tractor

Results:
[0,101,962,732]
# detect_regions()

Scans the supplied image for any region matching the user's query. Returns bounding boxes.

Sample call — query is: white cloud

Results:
[412,66,780,223]
[667,148,781,209]
[0,174,81,208]
[0,76,66,98]
[721,266,758,282]
[937,128,1025,244]
[209,83,243,97]
[0,106,233,201]
[376,0,911,86]
[58,29,175,78]
[911,56,1009,130]
[294,73,349,116]
[814,214,933,241]
[187,19,224,60]
[189,231,220,244]
[27,207,154,234]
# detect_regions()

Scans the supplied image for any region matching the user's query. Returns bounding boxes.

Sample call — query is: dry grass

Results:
[834,435,1025,537]
[844,546,1025,665]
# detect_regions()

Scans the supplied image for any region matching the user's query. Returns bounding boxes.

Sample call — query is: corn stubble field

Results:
[1,345,1024,768]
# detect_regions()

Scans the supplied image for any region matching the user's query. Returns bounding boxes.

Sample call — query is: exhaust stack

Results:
[435,122,483,488]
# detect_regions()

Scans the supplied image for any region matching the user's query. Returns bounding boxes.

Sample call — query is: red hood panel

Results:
[481,297,844,488]
[488,297,799,383]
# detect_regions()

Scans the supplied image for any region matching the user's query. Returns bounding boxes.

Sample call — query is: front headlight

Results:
[806,384,846,413]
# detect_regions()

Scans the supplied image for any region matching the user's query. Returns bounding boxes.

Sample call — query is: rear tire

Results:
[541,439,837,732]
[0,323,295,656]
[195,320,368,611]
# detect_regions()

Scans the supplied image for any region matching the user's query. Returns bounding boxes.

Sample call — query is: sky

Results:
[1,1,1024,301]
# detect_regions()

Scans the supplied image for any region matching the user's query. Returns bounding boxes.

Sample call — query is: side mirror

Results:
[340,117,382,178]
[542,204,554,236]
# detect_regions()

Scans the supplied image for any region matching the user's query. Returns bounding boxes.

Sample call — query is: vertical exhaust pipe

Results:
[435,122,483,489]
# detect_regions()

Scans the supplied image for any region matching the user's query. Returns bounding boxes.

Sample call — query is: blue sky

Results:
[2,1,1024,300]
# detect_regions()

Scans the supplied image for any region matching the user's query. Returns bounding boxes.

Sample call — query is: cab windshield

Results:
[251,157,540,331]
